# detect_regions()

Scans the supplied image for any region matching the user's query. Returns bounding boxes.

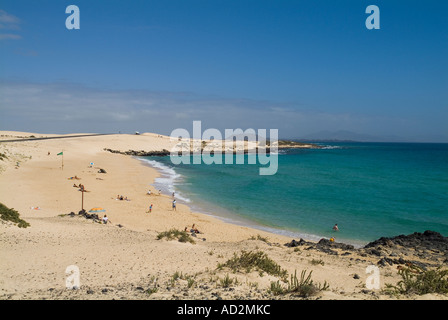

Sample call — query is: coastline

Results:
[139,155,366,247]
[1,131,447,300]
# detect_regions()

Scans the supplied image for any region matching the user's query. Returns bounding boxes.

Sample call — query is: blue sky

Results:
[0,0,447,141]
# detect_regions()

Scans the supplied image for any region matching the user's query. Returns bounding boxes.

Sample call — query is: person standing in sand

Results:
[172,199,176,211]
[147,204,153,213]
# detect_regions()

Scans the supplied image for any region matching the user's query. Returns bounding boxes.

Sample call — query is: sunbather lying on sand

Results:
[116,195,131,201]
[190,224,201,234]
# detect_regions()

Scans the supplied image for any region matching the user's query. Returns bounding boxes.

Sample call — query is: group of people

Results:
[185,224,201,235]
[146,189,177,211]
[146,189,162,196]
[116,195,130,201]
[329,224,339,242]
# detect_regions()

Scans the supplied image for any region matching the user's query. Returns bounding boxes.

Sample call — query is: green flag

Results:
[57,152,63,155]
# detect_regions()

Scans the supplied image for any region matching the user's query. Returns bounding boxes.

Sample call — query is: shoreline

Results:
[140,155,367,248]
[136,155,368,248]
[1,131,447,300]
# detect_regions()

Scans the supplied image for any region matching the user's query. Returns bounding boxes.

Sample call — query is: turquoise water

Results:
[140,143,448,246]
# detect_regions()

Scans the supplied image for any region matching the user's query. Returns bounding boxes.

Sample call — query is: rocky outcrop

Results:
[103,140,322,157]
[362,230,448,268]
[285,230,447,269]
[285,238,355,255]
[363,230,448,253]
[103,148,170,156]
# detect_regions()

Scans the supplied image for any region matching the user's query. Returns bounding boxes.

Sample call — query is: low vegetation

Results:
[249,234,269,243]
[220,250,288,279]
[269,270,330,298]
[385,265,448,296]
[0,202,30,228]
[156,229,195,244]
[310,259,325,266]
[219,273,239,288]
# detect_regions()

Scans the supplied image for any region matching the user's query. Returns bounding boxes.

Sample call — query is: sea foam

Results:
[139,158,191,203]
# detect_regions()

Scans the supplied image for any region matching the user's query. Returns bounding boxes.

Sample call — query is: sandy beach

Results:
[0,131,446,300]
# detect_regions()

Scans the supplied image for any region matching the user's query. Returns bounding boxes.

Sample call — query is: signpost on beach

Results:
[57,151,64,170]
[81,185,85,211]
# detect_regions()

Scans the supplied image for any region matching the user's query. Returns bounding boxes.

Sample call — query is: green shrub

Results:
[0,202,30,228]
[219,274,234,288]
[310,259,325,266]
[222,250,287,279]
[156,229,195,244]
[269,270,329,298]
[385,265,448,295]
[269,281,285,295]
[146,287,158,295]
[249,234,269,243]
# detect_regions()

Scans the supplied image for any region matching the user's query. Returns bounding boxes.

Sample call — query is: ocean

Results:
[139,142,448,247]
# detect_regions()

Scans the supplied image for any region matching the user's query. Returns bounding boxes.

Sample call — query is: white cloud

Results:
[0,10,21,40]
[0,10,20,27]
[0,33,21,40]
[1,80,442,141]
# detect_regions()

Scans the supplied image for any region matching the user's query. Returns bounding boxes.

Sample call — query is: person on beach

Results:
[147,204,153,213]
[147,190,151,196]
[172,199,176,211]
[102,215,108,224]
[190,224,200,234]
[333,224,339,231]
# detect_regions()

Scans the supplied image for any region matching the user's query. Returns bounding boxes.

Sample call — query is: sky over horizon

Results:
[0,0,447,141]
